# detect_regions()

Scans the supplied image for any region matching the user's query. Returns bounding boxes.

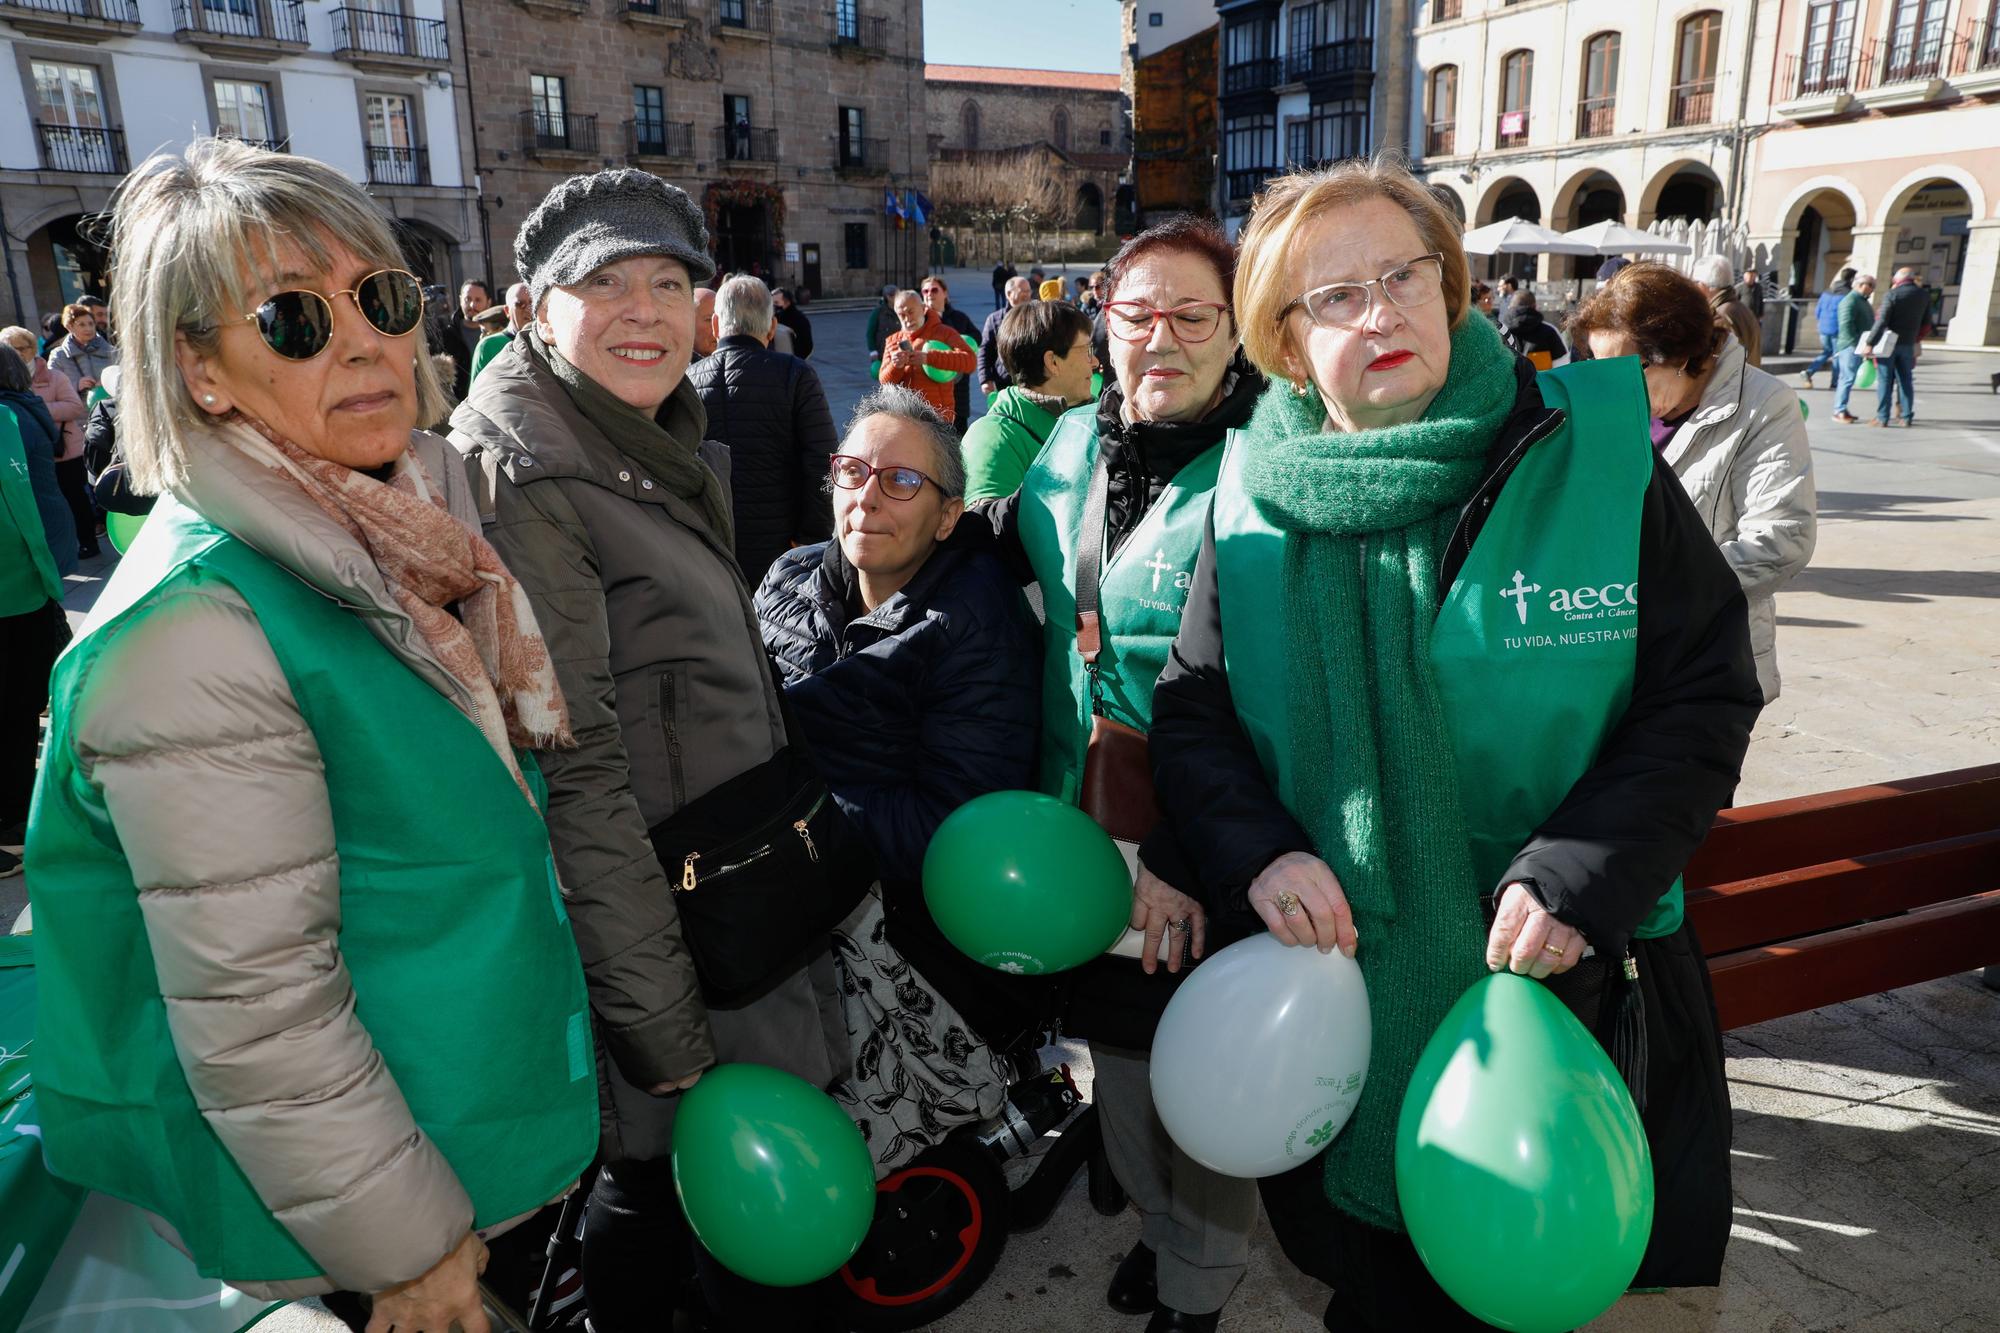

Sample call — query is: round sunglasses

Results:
[233,268,427,361]
[829,453,938,501]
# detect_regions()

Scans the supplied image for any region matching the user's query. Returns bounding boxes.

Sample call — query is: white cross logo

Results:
[1499,570,1542,625]
[1145,549,1172,593]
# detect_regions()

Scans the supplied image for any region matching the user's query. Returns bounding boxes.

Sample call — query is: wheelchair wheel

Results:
[831,1139,1009,1332]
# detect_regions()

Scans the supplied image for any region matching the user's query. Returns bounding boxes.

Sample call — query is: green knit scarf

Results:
[526,332,736,554]
[1238,314,1519,1231]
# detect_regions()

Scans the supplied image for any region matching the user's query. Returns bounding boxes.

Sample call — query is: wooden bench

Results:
[1683,763,2000,1030]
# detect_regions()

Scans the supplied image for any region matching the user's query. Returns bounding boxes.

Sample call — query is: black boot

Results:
[1106,1241,1157,1315]
[1146,1307,1221,1332]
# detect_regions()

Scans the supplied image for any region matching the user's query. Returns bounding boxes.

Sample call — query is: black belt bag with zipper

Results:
[648,744,875,1008]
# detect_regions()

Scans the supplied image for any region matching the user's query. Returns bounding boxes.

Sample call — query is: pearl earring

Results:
[203,394,217,405]
[1293,379,1313,399]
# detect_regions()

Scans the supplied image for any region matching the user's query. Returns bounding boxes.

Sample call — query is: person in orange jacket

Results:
[878,290,976,423]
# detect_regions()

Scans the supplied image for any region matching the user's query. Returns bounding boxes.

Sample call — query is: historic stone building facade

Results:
[924,63,1128,238]
[458,0,930,301]
[1,0,476,326]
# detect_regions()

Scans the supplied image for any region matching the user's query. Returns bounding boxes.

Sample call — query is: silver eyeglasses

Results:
[1280,254,1446,331]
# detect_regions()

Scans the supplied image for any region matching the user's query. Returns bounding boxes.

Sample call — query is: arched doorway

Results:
[1074,181,1104,234]
[1642,161,1722,224]
[1555,169,1625,278]
[25,213,113,318]
[1478,178,1541,282]
[1881,176,1976,333]
[1427,182,1466,225]
[390,218,460,290]
[1782,186,1859,307]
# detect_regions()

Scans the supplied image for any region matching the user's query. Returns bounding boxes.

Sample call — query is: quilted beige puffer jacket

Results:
[1660,334,1818,702]
[57,429,510,1297]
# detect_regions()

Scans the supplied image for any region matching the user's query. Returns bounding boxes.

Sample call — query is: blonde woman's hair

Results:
[0,326,35,361]
[109,136,448,494]
[1233,154,1471,382]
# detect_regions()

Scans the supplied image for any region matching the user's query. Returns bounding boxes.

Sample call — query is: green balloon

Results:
[671,1063,876,1286]
[1798,396,1810,421]
[922,790,1131,975]
[105,509,146,555]
[921,338,962,384]
[1396,973,1653,1332]
[870,357,881,380]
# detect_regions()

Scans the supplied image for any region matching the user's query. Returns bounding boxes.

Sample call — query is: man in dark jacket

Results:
[920,275,982,436]
[1499,290,1565,365]
[771,287,813,360]
[688,275,839,583]
[979,274,1033,395]
[442,280,489,402]
[1867,267,1929,427]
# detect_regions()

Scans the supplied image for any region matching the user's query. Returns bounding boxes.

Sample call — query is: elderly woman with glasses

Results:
[755,386,1040,1164]
[952,215,1268,1333]
[1147,157,1763,1329]
[24,139,597,1330]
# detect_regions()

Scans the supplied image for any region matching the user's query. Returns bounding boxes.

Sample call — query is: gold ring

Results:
[1543,942,1566,958]
[1277,892,1302,917]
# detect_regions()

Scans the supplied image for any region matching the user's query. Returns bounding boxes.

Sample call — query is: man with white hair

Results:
[979,274,1035,395]
[1692,253,1762,366]
[687,274,838,580]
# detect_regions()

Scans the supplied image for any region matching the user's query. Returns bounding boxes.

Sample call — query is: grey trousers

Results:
[1092,1041,1258,1315]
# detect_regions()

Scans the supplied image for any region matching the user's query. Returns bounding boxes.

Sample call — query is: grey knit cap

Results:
[514,169,716,310]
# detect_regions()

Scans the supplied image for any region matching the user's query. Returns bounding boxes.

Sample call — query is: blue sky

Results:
[923,0,1123,74]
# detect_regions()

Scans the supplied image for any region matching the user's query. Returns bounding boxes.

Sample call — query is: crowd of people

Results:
[0,135,1847,1333]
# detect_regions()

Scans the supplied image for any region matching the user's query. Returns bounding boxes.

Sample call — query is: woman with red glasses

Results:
[954,215,1268,1333]
[24,139,596,1331]
[755,386,1040,1170]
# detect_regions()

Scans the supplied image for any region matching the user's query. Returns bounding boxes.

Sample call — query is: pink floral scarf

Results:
[226,417,573,802]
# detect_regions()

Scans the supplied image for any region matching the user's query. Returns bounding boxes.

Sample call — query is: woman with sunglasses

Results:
[952,215,1267,1333]
[754,386,1040,1163]
[452,169,856,1331]
[1147,158,1762,1328]
[24,139,597,1331]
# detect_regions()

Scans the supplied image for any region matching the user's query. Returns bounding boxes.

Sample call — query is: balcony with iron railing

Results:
[1494,107,1529,148]
[0,0,140,40]
[1283,38,1372,82]
[716,123,779,163]
[217,130,290,152]
[35,122,127,173]
[1424,121,1456,156]
[621,0,686,24]
[832,10,887,52]
[1575,94,1615,138]
[716,0,770,35]
[1222,57,1281,95]
[520,110,599,158]
[365,143,429,187]
[1667,78,1713,127]
[1875,27,1948,85]
[1777,45,1866,119]
[172,0,309,56]
[836,136,889,174]
[1955,20,2000,88]
[626,118,693,159]
[329,7,449,70]
[1224,167,1270,202]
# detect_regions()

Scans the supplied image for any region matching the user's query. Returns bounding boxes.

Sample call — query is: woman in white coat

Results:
[1571,262,1815,701]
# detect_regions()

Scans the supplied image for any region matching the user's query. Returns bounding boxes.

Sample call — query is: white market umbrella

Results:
[1459,217,1598,257]
[1561,220,1694,256]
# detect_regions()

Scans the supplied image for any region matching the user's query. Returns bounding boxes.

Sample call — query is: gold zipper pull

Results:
[794,819,819,862]
[681,852,700,892]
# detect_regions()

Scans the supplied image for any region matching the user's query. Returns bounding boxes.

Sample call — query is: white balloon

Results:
[1149,933,1371,1178]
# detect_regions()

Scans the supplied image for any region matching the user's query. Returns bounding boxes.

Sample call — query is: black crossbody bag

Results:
[647,704,875,1008]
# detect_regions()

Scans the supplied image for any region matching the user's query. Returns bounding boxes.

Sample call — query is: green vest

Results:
[28,499,598,1283]
[1016,411,1222,802]
[471,330,512,382]
[0,408,61,616]
[1213,361,1682,941]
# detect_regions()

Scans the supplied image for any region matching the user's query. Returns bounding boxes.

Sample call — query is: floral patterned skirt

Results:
[829,892,1014,1174]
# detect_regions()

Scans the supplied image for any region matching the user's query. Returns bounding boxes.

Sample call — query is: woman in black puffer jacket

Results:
[757,386,1046,1168]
